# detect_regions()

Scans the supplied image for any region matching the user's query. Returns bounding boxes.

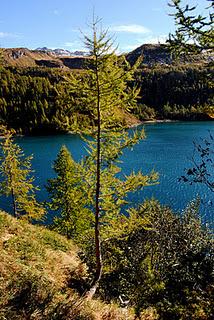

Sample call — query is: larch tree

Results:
[65,18,158,298]
[0,126,45,220]
[168,0,214,54]
[46,145,94,243]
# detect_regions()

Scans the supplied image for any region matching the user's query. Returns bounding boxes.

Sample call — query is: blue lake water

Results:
[1,121,213,225]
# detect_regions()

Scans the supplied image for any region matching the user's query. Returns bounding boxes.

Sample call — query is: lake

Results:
[2,121,214,225]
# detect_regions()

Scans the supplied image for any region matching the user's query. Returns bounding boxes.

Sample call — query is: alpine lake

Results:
[2,121,213,226]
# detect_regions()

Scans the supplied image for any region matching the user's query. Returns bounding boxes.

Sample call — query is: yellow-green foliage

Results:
[0,211,151,320]
[0,127,45,220]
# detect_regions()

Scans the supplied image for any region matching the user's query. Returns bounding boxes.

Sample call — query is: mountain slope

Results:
[36,47,87,57]
[0,211,136,320]
[2,44,212,70]
[2,48,88,69]
[126,43,213,66]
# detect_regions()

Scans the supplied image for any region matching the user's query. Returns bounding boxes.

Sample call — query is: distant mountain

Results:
[126,44,213,66]
[2,47,88,69]
[35,47,88,57]
[1,44,212,69]
[126,44,172,66]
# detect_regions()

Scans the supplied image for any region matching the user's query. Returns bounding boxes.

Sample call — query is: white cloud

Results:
[0,31,22,39]
[0,32,11,38]
[110,24,151,34]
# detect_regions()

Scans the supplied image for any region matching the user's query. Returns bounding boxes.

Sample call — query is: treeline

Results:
[0,66,133,134]
[0,67,79,134]
[0,63,213,134]
[134,62,213,120]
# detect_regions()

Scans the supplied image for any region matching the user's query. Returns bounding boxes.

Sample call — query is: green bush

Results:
[97,200,214,319]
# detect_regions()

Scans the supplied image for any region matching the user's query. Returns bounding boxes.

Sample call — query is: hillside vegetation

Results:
[0,63,212,134]
[0,45,212,134]
[0,200,213,320]
[0,211,138,320]
[0,65,142,134]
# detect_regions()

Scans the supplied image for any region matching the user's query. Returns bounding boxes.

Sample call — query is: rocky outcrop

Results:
[126,44,213,66]
[126,44,172,66]
[9,48,27,59]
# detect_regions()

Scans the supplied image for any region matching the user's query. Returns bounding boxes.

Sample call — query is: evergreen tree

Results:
[46,145,94,243]
[0,126,45,220]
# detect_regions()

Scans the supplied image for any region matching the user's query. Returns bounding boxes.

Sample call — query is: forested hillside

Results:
[135,62,213,120]
[0,58,213,134]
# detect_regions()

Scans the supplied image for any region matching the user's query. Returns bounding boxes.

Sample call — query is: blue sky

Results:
[0,0,209,52]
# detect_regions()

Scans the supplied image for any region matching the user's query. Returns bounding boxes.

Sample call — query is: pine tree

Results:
[66,18,158,298]
[0,126,45,220]
[46,145,94,243]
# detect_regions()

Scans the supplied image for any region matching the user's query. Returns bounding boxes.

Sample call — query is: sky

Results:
[0,0,210,53]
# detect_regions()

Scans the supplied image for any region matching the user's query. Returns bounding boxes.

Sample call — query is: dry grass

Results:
[0,211,157,320]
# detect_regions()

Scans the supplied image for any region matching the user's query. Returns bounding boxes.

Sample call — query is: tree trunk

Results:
[9,169,17,218]
[11,187,17,218]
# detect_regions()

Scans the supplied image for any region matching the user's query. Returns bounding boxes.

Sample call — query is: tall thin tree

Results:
[67,18,158,298]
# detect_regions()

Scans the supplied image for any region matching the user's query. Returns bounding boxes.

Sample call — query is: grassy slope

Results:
[2,48,63,68]
[0,211,146,320]
[2,48,86,70]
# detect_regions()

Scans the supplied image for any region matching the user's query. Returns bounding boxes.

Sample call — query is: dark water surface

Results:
[2,121,213,224]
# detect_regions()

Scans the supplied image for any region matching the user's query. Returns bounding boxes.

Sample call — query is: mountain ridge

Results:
[2,44,212,70]
[35,46,88,57]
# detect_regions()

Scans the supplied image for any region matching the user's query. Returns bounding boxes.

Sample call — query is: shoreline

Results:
[1,118,213,137]
[142,119,179,124]
[130,118,213,127]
